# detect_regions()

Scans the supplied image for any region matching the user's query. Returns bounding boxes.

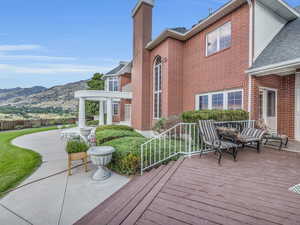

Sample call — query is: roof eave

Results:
[146,0,246,50]
[246,58,300,76]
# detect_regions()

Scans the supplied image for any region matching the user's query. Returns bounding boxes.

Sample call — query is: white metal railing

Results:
[140,120,255,174]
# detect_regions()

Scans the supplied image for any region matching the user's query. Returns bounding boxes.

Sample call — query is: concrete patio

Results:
[0,129,130,225]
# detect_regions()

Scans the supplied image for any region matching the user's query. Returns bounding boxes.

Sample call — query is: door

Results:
[295,74,300,141]
[259,88,277,133]
[124,104,131,122]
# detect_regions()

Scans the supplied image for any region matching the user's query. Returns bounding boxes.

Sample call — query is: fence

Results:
[0,118,76,131]
[140,120,255,174]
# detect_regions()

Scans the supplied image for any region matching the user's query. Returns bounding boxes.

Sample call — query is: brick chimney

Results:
[131,0,154,130]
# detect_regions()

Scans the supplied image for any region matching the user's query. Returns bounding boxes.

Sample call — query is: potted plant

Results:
[65,140,89,175]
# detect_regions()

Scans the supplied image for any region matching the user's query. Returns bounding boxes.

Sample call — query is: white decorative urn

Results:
[88,146,115,181]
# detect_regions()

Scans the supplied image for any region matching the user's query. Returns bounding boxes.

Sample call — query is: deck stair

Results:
[75,158,184,225]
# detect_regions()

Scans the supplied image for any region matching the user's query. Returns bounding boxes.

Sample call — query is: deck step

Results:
[75,161,180,225]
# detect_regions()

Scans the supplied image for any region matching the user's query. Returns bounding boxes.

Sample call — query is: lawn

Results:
[0,126,57,197]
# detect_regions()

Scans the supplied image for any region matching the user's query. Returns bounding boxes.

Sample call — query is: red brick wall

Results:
[252,75,295,138]
[131,2,152,130]
[182,3,250,112]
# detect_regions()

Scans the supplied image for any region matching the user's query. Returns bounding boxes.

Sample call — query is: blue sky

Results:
[0,0,298,88]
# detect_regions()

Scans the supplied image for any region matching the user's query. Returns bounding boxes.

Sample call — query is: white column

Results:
[78,98,86,128]
[99,100,105,126]
[107,98,113,125]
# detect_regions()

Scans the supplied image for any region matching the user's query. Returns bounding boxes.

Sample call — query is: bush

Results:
[181,110,249,123]
[66,140,89,154]
[96,124,134,132]
[101,137,147,175]
[96,129,142,145]
[87,120,99,126]
[153,115,181,133]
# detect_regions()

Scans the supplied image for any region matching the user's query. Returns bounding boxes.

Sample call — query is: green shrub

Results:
[181,110,249,123]
[101,137,147,175]
[96,124,134,132]
[153,115,181,133]
[96,129,142,145]
[66,140,89,154]
[87,120,99,126]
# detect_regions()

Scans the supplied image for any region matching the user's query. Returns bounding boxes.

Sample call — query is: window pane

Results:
[207,30,218,56]
[154,93,158,118]
[228,91,242,110]
[212,93,224,109]
[220,22,231,50]
[199,95,209,110]
[267,91,276,117]
[113,103,119,115]
[158,94,162,118]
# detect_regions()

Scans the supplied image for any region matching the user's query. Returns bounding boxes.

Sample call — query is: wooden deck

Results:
[75,148,300,225]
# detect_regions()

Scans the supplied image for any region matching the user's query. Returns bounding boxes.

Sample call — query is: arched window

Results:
[153,56,162,119]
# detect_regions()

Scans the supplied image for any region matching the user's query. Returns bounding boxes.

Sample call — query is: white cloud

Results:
[0,63,111,74]
[0,44,42,51]
[0,54,76,61]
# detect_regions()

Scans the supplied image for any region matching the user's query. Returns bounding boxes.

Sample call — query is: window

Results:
[212,93,224,109]
[199,95,209,110]
[153,56,162,119]
[267,91,276,117]
[107,77,119,92]
[206,22,231,56]
[112,102,119,116]
[228,91,242,110]
[196,89,243,110]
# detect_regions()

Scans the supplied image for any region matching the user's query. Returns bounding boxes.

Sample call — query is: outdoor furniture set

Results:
[198,119,289,164]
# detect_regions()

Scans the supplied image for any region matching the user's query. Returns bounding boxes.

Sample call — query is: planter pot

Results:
[80,127,92,139]
[68,152,88,176]
[88,146,115,181]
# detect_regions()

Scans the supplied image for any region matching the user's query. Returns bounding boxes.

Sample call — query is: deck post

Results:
[99,100,105,126]
[107,98,113,125]
[78,97,86,128]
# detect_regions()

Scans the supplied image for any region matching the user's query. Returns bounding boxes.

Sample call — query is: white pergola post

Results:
[78,97,86,128]
[99,100,105,126]
[107,98,113,125]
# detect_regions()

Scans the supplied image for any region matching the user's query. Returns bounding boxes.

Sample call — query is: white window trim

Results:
[153,58,162,119]
[206,21,231,56]
[106,77,120,92]
[112,102,119,116]
[195,89,244,110]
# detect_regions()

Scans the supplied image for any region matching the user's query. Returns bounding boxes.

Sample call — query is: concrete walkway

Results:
[0,130,130,225]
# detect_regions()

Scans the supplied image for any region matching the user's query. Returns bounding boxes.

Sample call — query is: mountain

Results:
[0,86,47,101]
[0,80,88,111]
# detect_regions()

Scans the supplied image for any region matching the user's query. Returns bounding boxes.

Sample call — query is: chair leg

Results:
[218,149,222,165]
[279,139,283,151]
[257,141,261,153]
[285,138,289,147]
[233,147,238,161]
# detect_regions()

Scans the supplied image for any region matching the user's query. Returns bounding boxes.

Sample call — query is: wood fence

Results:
[0,118,76,131]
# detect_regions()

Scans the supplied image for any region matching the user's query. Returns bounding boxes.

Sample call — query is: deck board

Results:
[75,148,300,225]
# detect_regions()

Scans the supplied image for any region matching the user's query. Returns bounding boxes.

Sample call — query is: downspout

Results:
[247,0,254,120]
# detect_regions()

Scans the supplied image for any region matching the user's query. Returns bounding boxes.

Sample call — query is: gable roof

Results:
[146,0,299,50]
[105,61,132,77]
[250,17,300,72]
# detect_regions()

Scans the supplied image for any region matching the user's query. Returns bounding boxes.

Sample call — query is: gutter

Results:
[246,58,300,76]
[246,0,254,118]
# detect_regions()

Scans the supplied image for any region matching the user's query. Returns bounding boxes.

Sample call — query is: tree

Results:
[86,73,105,116]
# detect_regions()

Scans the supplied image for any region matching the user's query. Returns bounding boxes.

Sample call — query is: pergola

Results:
[74,90,133,128]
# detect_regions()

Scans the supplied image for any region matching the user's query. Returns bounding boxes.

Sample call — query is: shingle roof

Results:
[105,61,132,76]
[170,27,188,34]
[251,17,300,69]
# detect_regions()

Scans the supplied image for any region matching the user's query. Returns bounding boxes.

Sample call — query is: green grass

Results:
[0,126,57,197]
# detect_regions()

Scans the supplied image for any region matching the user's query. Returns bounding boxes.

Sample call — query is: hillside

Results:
[0,86,47,102]
[0,80,88,111]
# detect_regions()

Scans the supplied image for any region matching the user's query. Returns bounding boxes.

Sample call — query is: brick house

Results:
[76,0,300,141]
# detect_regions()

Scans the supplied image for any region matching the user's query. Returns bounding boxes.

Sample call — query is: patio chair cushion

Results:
[217,127,239,137]
[199,120,219,144]
[237,135,260,143]
[212,140,238,150]
[264,133,288,140]
[241,128,265,140]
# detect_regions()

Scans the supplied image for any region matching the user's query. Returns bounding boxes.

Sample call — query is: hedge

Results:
[102,136,185,175]
[181,110,249,123]
[96,124,134,132]
[96,129,143,145]
[101,137,147,175]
